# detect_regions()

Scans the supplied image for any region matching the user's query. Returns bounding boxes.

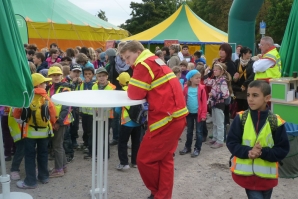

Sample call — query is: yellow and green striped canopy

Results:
[122,3,228,44]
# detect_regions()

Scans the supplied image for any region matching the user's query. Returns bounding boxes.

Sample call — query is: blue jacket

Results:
[195,58,206,64]
[36,61,48,73]
[226,108,289,162]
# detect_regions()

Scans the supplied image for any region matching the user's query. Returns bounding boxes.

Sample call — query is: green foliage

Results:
[97,10,108,22]
[120,0,179,35]
[265,0,294,44]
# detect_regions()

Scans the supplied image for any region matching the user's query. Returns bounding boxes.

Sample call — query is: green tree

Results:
[97,10,108,21]
[120,0,179,35]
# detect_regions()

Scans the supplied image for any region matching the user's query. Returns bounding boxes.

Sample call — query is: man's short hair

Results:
[193,51,201,58]
[35,52,45,62]
[61,56,72,62]
[182,45,189,49]
[261,36,274,46]
[120,40,144,54]
[172,66,181,75]
[248,80,271,96]
[50,43,58,48]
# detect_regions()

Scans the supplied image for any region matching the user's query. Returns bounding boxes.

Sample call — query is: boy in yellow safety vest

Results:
[227,80,289,198]
[47,66,73,178]
[115,72,142,170]
[83,67,115,159]
[14,73,56,189]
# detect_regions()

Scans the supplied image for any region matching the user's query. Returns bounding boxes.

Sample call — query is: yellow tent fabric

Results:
[122,3,227,43]
[12,0,129,50]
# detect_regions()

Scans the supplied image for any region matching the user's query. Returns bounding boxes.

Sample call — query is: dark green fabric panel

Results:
[153,6,199,42]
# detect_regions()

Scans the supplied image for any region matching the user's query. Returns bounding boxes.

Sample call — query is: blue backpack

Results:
[125,102,148,125]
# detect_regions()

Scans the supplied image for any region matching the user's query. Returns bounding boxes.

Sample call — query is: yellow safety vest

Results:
[8,108,22,142]
[231,111,284,179]
[121,107,131,125]
[255,48,281,80]
[48,86,73,125]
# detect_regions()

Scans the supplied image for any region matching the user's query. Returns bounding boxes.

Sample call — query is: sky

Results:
[68,0,143,26]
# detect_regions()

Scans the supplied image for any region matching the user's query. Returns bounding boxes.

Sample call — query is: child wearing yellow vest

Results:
[47,66,73,178]
[115,72,142,170]
[227,80,289,198]
[14,73,56,189]
[83,67,115,159]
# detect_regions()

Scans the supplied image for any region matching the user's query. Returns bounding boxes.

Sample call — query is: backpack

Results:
[241,109,278,136]
[219,79,231,105]
[21,94,50,131]
[125,102,148,125]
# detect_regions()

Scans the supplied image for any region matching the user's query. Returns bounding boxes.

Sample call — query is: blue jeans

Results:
[245,189,273,199]
[10,139,25,172]
[24,138,49,186]
[185,113,203,151]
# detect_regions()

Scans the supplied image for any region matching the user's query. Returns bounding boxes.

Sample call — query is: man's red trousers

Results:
[137,118,186,199]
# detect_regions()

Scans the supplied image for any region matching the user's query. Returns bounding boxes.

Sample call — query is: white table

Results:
[51,90,145,199]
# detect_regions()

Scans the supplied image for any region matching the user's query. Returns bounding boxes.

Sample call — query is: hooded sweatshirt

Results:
[36,61,48,73]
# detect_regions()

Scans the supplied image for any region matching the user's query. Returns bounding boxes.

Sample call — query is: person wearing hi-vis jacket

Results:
[120,40,188,199]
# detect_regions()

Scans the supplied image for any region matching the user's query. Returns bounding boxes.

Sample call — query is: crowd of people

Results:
[0,36,289,199]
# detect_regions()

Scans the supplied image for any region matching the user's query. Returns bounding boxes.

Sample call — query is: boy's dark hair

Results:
[248,80,271,96]
[49,48,58,56]
[50,43,58,48]
[80,47,90,58]
[35,52,45,62]
[83,67,95,75]
[161,46,170,55]
[61,56,72,62]
[194,51,201,58]
[182,45,189,49]
[27,50,35,56]
[27,44,38,52]
[66,48,75,57]
[180,60,188,67]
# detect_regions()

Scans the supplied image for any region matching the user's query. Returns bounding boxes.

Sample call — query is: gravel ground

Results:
[1,123,297,199]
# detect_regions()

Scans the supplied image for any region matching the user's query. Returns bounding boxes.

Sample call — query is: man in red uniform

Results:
[120,40,188,199]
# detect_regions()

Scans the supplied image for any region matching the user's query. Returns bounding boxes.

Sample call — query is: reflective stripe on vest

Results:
[12,134,21,142]
[255,48,281,80]
[149,107,188,132]
[25,126,53,139]
[121,107,131,124]
[129,78,151,91]
[8,108,22,142]
[231,111,283,179]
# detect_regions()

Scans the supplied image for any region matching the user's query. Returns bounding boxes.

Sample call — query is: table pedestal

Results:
[90,108,109,199]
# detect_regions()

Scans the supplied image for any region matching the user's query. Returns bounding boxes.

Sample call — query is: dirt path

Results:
[2,123,297,199]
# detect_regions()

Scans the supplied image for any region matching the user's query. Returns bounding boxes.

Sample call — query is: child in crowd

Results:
[62,64,82,149]
[204,63,230,148]
[46,48,61,67]
[77,67,96,158]
[85,67,115,159]
[62,65,70,79]
[29,62,36,74]
[179,70,207,157]
[47,66,73,177]
[14,73,56,189]
[115,72,141,170]
[194,50,206,64]
[187,62,195,71]
[172,66,184,89]
[76,53,94,80]
[26,49,35,62]
[33,52,48,73]
[227,80,289,199]
[1,107,15,161]
[179,60,189,84]
[8,107,25,180]
[61,57,72,67]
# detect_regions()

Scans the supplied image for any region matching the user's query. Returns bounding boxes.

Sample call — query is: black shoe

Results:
[179,147,191,155]
[191,148,200,157]
[5,156,12,161]
[66,155,74,163]
[110,140,118,145]
[147,194,154,199]
[84,154,92,159]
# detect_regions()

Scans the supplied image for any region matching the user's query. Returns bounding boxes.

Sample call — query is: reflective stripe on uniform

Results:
[149,107,188,132]
[30,131,50,137]
[129,78,151,90]
[141,62,155,80]
[234,162,277,176]
[12,134,21,142]
[151,72,176,89]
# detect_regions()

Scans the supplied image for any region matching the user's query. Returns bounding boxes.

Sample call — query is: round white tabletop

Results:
[51,90,146,107]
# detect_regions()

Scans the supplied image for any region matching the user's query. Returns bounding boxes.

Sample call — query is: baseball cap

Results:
[71,64,82,72]
[105,48,116,57]
[117,72,130,85]
[48,66,63,76]
[96,67,108,75]
[32,73,52,87]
